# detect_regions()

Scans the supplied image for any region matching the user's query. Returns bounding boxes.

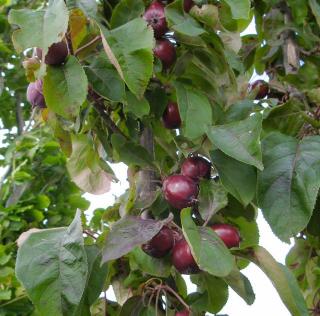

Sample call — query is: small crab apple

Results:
[248,80,269,100]
[172,238,199,274]
[163,175,198,209]
[176,310,190,316]
[211,223,241,248]
[181,156,211,181]
[143,1,168,38]
[36,41,69,66]
[142,226,174,258]
[154,39,176,69]
[162,102,181,129]
[26,80,46,108]
[184,0,194,12]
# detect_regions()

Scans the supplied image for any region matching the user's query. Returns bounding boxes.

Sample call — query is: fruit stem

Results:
[160,285,190,311]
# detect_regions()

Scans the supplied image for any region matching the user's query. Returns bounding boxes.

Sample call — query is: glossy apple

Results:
[143,1,168,38]
[162,102,181,129]
[142,226,174,258]
[26,80,46,108]
[163,174,198,209]
[181,156,211,181]
[248,80,269,100]
[36,41,68,65]
[172,238,199,274]
[154,39,176,69]
[211,223,240,248]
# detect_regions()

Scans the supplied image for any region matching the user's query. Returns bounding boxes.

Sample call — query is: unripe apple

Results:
[211,224,240,248]
[36,41,69,66]
[163,174,198,209]
[184,0,194,12]
[176,310,190,316]
[143,1,168,38]
[162,102,181,129]
[26,80,46,108]
[142,226,174,258]
[248,80,269,100]
[181,156,211,181]
[172,238,199,274]
[154,39,176,69]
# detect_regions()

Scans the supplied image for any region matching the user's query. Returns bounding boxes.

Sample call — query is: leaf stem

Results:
[75,35,102,56]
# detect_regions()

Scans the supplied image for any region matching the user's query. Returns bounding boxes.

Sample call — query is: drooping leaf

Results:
[210,150,256,206]
[198,179,228,222]
[43,56,88,120]
[181,208,234,277]
[239,246,309,316]
[224,268,255,305]
[102,215,171,262]
[174,81,212,139]
[257,133,320,241]
[67,134,114,194]
[206,113,263,170]
[110,0,145,29]
[100,18,154,98]
[15,211,88,316]
[86,52,125,102]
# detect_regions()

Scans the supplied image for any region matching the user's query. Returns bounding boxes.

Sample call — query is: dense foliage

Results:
[1,0,320,315]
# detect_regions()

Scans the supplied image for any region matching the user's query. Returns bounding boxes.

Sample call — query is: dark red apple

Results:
[248,80,269,100]
[142,226,174,258]
[36,41,68,66]
[181,156,211,181]
[154,39,176,69]
[176,310,190,316]
[211,224,240,248]
[184,0,194,12]
[172,238,199,274]
[162,102,181,129]
[26,80,46,108]
[163,175,198,209]
[143,1,168,38]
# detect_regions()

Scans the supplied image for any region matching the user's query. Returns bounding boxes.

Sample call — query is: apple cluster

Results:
[26,41,69,108]
[142,155,241,293]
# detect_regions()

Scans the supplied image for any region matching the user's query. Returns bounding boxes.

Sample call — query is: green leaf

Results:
[206,114,263,170]
[129,247,171,278]
[101,18,154,98]
[210,150,256,206]
[15,211,88,316]
[224,268,255,305]
[66,0,97,18]
[222,0,250,20]
[43,56,88,120]
[110,0,145,29]
[309,0,320,27]
[174,82,212,139]
[181,208,234,277]
[239,246,309,316]
[287,0,308,24]
[166,0,206,36]
[191,273,229,313]
[198,179,228,222]
[67,134,113,194]
[111,134,154,167]
[257,133,320,241]
[102,216,169,262]
[86,52,125,102]
[125,91,150,118]
[8,0,68,53]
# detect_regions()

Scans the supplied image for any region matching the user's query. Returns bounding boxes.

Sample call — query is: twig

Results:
[66,29,74,55]
[88,88,128,139]
[84,229,97,240]
[75,35,101,56]
[160,285,190,311]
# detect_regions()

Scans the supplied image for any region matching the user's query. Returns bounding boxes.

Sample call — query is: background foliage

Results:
[0,0,320,315]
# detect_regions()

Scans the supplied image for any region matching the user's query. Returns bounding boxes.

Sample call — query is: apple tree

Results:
[1,0,320,315]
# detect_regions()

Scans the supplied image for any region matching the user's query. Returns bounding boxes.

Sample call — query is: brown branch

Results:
[88,88,128,139]
[75,35,101,56]
[65,28,74,55]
